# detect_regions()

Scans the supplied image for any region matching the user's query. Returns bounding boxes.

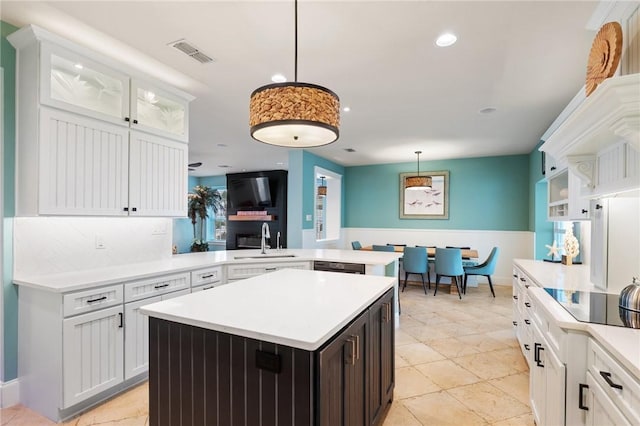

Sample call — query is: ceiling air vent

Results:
[168,39,215,64]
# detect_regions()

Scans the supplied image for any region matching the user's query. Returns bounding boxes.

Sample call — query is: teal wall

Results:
[1,20,18,381]
[302,151,345,230]
[345,155,530,230]
[529,141,553,259]
[288,150,346,247]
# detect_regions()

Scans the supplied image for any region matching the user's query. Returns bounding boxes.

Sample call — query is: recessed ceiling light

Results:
[436,33,457,47]
[343,106,351,112]
[344,148,356,152]
[217,143,227,147]
[479,107,497,114]
[271,73,287,83]
[74,63,83,69]
[276,162,284,166]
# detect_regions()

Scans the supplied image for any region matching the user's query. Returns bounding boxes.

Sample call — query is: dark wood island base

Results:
[148,288,394,426]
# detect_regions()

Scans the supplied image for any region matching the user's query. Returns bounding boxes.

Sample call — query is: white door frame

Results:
[1,66,5,397]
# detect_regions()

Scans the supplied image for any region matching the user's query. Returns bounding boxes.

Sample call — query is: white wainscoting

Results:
[1,379,20,408]
[340,227,535,285]
[14,217,173,276]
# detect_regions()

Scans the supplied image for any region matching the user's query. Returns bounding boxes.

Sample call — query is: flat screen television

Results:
[228,176,273,210]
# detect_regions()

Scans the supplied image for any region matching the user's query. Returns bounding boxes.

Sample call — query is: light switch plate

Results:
[306,214,312,221]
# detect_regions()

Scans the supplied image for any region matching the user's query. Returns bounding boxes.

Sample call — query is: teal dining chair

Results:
[434,247,464,299]
[402,246,429,294]
[372,245,395,252]
[463,247,500,297]
[351,241,362,250]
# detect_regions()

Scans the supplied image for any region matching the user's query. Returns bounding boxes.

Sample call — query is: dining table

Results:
[361,245,479,260]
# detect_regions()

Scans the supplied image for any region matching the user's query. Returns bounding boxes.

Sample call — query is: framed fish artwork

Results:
[399,170,449,219]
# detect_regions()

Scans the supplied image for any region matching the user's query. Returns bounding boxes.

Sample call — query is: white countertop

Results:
[140,268,395,351]
[13,249,401,293]
[515,259,640,380]
[513,258,595,291]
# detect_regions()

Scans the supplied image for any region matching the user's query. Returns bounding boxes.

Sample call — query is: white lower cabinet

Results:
[123,282,190,380]
[530,321,566,426]
[513,261,640,426]
[62,305,124,408]
[124,296,160,380]
[584,372,632,426]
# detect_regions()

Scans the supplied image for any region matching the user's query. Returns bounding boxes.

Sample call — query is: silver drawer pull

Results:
[87,296,107,304]
[265,267,277,271]
[203,285,214,290]
[202,274,215,279]
[154,283,169,289]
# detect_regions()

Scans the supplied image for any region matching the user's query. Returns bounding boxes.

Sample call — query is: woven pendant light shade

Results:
[406,151,432,190]
[405,175,432,189]
[249,0,339,147]
[250,82,340,147]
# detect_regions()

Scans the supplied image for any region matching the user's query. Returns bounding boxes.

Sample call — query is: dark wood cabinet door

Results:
[368,289,395,426]
[318,312,369,426]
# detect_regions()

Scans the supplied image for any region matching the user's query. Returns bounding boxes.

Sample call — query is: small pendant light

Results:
[406,151,432,190]
[318,176,327,197]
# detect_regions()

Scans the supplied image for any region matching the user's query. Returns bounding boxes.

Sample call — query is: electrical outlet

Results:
[306,214,312,221]
[152,221,168,235]
[95,235,106,249]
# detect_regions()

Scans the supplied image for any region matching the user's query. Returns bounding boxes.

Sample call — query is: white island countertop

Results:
[140,268,395,351]
[514,259,640,380]
[13,249,401,293]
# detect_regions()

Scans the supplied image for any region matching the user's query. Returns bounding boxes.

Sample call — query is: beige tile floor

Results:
[0,283,533,426]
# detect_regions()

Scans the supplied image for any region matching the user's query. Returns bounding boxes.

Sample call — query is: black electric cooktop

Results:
[544,288,639,329]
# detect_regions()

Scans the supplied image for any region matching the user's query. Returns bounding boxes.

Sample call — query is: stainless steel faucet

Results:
[261,222,271,254]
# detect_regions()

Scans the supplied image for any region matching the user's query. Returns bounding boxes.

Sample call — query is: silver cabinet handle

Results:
[345,337,356,365]
[353,334,360,361]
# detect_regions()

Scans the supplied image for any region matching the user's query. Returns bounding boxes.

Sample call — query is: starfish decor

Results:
[545,240,560,260]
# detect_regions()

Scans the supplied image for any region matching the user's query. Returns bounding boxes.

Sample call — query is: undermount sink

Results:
[234,253,298,259]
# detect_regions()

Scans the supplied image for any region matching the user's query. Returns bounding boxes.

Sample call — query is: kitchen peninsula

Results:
[13,249,400,422]
[141,269,396,426]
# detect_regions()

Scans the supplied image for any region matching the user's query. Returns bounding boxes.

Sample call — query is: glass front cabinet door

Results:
[40,41,130,126]
[130,80,189,142]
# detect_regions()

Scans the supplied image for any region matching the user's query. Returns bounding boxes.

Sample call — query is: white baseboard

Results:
[1,378,20,408]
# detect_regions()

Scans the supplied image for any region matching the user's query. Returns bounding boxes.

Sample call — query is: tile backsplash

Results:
[14,217,173,276]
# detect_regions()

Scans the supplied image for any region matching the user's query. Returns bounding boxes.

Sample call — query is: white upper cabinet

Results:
[131,80,189,142]
[9,25,193,216]
[40,42,131,127]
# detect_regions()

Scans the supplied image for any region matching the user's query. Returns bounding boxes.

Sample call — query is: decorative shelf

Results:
[228,215,276,221]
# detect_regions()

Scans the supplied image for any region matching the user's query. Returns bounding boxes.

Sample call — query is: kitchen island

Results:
[141,269,396,426]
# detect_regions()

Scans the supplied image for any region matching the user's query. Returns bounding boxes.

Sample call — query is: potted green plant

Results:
[187,185,224,252]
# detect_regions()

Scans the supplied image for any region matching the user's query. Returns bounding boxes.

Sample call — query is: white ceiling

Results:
[2,1,601,176]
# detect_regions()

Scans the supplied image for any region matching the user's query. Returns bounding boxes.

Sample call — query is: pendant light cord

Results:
[415,151,422,176]
[294,0,298,82]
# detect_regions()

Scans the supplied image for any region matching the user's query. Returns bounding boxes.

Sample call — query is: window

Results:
[206,188,227,242]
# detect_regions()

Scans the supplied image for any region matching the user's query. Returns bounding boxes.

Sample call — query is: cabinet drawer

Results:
[124,272,190,302]
[191,282,223,293]
[63,284,123,317]
[227,261,311,280]
[191,266,222,287]
[587,338,640,424]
